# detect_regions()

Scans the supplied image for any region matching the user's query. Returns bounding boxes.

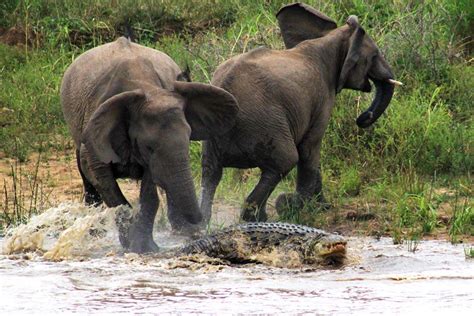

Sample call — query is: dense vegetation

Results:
[0,0,472,243]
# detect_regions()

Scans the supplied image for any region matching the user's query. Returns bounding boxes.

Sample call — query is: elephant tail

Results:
[123,22,135,42]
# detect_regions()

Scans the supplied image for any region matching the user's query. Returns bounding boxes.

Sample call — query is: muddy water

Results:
[1,204,473,314]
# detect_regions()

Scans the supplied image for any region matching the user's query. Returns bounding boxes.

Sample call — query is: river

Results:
[1,203,472,314]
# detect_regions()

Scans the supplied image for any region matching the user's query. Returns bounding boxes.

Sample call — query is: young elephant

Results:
[61,37,238,253]
[200,3,401,223]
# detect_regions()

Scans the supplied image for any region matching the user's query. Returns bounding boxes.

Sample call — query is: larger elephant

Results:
[200,3,401,223]
[61,37,238,253]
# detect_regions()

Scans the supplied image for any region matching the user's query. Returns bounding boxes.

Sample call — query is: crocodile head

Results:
[304,234,347,265]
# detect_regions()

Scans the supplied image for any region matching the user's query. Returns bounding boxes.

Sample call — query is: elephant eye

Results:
[146,145,153,152]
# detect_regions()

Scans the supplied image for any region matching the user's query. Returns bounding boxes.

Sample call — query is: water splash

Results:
[3,203,132,260]
[2,203,202,263]
[2,203,350,268]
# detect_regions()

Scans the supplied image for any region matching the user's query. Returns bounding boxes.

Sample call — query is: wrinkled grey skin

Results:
[61,37,238,253]
[200,3,397,223]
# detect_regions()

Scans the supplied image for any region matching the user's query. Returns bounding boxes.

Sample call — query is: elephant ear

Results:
[337,16,366,93]
[82,90,146,164]
[173,81,239,140]
[276,2,337,49]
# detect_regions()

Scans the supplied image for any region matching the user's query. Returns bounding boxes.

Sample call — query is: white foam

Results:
[3,203,131,260]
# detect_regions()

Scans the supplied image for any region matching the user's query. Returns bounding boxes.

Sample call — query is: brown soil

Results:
[0,26,37,47]
[0,149,139,219]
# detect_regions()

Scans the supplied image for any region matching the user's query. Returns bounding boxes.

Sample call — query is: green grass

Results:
[450,198,473,243]
[465,246,474,259]
[0,148,47,232]
[0,0,472,242]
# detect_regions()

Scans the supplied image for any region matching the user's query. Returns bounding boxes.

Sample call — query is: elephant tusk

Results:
[388,79,403,86]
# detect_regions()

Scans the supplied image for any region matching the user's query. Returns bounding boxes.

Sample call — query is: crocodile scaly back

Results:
[178,222,341,262]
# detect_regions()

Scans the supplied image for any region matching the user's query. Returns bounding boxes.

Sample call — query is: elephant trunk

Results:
[156,158,203,228]
[356,78,394,128]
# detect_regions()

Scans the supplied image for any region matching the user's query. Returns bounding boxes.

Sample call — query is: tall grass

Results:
[0,0,472,241]
[0,147,49,234]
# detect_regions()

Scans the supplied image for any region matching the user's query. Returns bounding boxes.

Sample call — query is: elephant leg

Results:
[242,141,298,222]
[80,145,129,208]
[200,141,223,226]
[276,141,330,215]
[80,145,132,248]
[128,170,159,253]
[76,149,102,205]
[240,170,284,222]
[294,159,331,210]
[296,158,326,203]
[276,107,333,215]
[296,136,332,208]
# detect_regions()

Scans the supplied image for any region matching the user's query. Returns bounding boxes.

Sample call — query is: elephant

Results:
[200,3,402,223]
[61,37,239,253]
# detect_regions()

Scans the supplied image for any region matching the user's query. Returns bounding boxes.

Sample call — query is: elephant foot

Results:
[115,205,134,249]
[240,203,268,222]
[170,222,203,239]
[276,193,332,217]
[127,221,159,253]
[169,215,203,238]
[116,209,159,253]
[275,193,304,217]
[128,235,159,254]
[310,193,332,211]
[315,193,331,209]
[84,191,103,206]
[314,201,332,211]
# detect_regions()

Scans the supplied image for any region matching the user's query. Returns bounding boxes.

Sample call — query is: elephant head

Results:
[82,81,238,228]
[277,3,402,128]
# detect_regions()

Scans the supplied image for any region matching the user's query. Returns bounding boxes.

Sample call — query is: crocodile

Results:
[173,222,347,266]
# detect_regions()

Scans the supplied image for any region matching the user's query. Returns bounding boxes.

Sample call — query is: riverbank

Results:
[1,149,472,245]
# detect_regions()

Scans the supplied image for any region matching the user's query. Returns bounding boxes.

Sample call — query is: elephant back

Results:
[60,37,182,147]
